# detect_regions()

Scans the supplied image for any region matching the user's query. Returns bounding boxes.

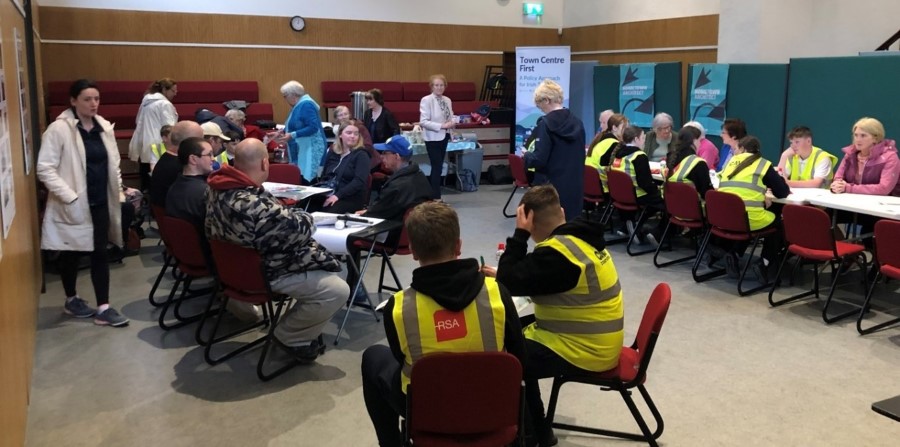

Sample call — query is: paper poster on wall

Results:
[514,46,571,149]
[618,63,655,128]
[0,23,14,239]
[14,28,30,175]
[689,64,729,137]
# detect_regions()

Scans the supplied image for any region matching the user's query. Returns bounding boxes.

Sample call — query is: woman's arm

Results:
[36,125,78,203]
[524,120,551,171]
[418,96,442,132]
[291,103,321,137]
[384,109,401,136]
[335,151,371,200]
[631,153,659,196]
[846,152,900,195]
[687,160,713,197]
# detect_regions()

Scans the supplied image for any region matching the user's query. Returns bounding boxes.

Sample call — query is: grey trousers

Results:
[270,268,349,346]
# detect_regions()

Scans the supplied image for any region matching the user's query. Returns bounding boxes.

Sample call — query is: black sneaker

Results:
[276,338,324,363]
[64,297,96,318]
[725,253,740,279]
[94,307,130,327]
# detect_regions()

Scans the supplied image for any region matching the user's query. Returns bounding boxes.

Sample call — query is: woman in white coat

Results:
[128,78,178,190]
[38,79,130,327]
[419,74,456,200]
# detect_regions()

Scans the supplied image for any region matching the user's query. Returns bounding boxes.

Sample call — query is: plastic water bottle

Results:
[495,243,506,262]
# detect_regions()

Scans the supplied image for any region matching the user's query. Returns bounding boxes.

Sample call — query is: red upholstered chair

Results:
[857,220,900,334]
[268,163,302,185]
[156,216,216,330]
[607,169,654,256]
[352,207,414,295]
[201,239,305,381]
[405,352,523,447]
[768,205,868,323]
[545,283,672,447]
[655,181,707,268]
[698,190,777,295]
[503,154,531,218]
[148,204,172,307]
[582,165,607,221]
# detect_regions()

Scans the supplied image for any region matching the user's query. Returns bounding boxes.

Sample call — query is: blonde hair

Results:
[429,74,447,87]
[852,117,885,143]
[332,121,364,154]
[533,79,564,106]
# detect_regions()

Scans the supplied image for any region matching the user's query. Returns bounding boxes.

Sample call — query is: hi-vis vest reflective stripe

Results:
[150,143,166,160]
[393,278,506,393]
[526,139,536,173]
[789,146,837,185]
[718,152,774,231]
[215,152,229,166]
[587,138,617,192]
[610,149,648,197]
[669,154,703,185]
[527,235,624,372]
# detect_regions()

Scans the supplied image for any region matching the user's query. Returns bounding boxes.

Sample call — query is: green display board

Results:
[785,55,900,159]
[592,62,683,134]
[689,64,789,161]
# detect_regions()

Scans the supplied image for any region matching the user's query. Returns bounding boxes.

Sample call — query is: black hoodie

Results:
[524,108,586,221]
[382,259,526,372]
[496,218,610,297]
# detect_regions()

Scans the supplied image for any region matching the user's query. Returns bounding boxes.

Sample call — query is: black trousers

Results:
[57,204,111,306]
[139,162,151,192]
[523,338,597,436]
[361,345,406,447]
[425,135,450,199]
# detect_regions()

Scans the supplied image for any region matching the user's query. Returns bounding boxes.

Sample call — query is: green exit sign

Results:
[523,3,544,16]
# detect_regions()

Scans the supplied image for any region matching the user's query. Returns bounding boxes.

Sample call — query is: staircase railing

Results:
[875,28,900,51]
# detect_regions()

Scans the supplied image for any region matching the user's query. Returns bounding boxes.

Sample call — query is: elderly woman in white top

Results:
[273,81,327,183]
[419,74,456,200]
[642,112,674,162]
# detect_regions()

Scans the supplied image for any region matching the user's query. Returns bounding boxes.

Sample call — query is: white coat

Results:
[128,92,177,163]
[419,93,454,142]
[37,109,124,251]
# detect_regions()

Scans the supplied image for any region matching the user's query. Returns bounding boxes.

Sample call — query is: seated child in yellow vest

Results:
[776,126,837,188]
[361,202,526,447]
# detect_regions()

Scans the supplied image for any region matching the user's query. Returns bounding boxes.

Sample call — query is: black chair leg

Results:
[148,253,172,307]
[503,186,523,218]
[857,271,900,334]
[768,250,817,306]
[692,230,726,282]
[626,210,655,256]
[203,296,272,366]
[822,254,866,324]
[653,222,700,268]
[737,236,773,296]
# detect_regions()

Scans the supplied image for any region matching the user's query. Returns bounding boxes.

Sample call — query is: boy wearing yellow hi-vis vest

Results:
[776,126,838,188]
[361,202,526,447]
[486,185,624,447]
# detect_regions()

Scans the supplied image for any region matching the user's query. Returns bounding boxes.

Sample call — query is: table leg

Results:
[334,235,381,345]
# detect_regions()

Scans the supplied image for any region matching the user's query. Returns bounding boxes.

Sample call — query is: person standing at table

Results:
[37,79,130,327]
[718,135,789,282]
[206,138,348,362]
[274,81,327,184]
[129,78,178,192]
[524,79,586,221]
[830,117,899,243]
[363,88,400,144]
[776,126,837,188]
[419,74,455,200]
[361,202,526,447]
[483,185,623,447]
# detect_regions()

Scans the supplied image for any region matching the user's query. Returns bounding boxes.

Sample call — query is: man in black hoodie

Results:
[361,202,526,447]
[486,185,625,447]
[524,79,586,221]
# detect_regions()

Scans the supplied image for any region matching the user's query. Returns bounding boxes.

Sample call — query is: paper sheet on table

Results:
[262,182,332,201]
[311,212,387,254]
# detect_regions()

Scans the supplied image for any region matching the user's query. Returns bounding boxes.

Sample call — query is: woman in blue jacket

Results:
[275,80,327,183]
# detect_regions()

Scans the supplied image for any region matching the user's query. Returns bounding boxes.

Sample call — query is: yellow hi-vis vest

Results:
[609,148,648,197]
[215,152,229,166]
[668,154,703,185]
[586,138,617,193]
[150,143,166,160]
[788,146,837,186]
[718,152,774,231]
[393,278,507,393]
[526,235,624,372]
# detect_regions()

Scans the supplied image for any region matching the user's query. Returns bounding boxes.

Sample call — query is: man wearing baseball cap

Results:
[358,135,431,223]
[201,121,231,170]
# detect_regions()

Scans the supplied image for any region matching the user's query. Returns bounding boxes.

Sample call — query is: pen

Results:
[479,256,485,268]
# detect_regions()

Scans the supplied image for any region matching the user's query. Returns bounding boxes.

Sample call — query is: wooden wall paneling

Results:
[561,15,719,51]
[0,1,43,446]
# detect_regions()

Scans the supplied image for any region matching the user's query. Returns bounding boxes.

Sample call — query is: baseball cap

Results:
[374,135,412,157]
[201,122,231,141]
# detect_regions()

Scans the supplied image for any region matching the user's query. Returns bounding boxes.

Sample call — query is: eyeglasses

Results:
[196,152,214,159]
[657,125,673,133]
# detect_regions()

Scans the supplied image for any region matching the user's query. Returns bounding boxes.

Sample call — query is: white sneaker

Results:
[226,300,263,322]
